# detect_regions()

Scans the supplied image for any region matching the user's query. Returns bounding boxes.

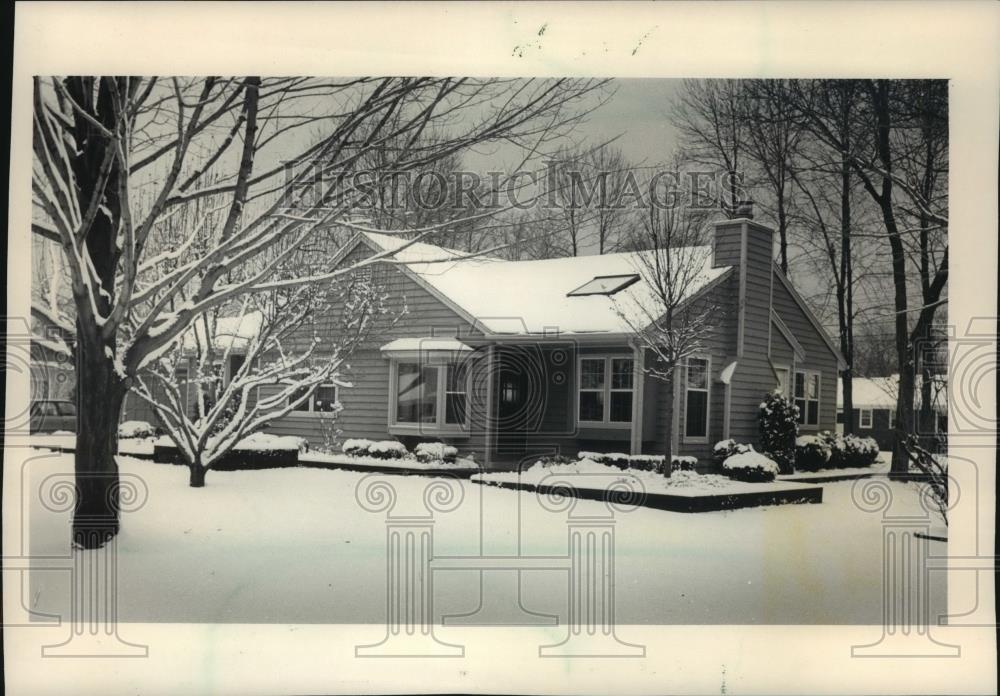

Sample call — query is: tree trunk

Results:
[189,464,208,488]
[662,374,674,476]
[72,336,126,549]
[838,82,855,435]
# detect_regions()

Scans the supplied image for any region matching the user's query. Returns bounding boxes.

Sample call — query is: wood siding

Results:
[771,269,839,432]
[262,241,486,452]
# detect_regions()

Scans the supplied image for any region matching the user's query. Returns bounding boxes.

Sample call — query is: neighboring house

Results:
[122,312,263,426]
[836,375,947,450]
[260,216,845,470]
[29,312,75,402]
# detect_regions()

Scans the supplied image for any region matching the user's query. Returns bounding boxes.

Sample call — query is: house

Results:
[836,374,947,450]
[260,215,845,470]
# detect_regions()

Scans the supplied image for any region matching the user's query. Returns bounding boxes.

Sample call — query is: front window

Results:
[393,360,468,428]
[794,370,821,426]
[578,356,633,425]
[290,383,340,414]
[445,363,467,425]
[685,357,709,439]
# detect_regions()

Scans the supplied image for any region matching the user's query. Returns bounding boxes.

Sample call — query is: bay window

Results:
[578,356,633,425]
[794,370,821,427]
[684,356,710,440]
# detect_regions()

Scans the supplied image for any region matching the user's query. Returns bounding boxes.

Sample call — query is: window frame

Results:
[794,369,822,429]
[683,354,711,443]
[859,408,873,429]
[388,356,471,434]
[773,363,791,398]
[289,382,340,415]
[576,354,634,428]
[567,274,640,297]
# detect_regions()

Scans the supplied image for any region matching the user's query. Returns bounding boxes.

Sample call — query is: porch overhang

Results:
[379,337,474,359]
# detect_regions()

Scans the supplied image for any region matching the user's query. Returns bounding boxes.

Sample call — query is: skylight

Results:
[566,274,640,297]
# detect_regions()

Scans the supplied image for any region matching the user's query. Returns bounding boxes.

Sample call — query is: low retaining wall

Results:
[152,445,298,471]
[298,457,481,478]
[473,478,823,513]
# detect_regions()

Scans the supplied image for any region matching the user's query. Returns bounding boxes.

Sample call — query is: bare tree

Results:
[613,198,716,468]
[132,272,389,487]
[788,79,948,475]
[31,75,607,546]
[670,79,748,217]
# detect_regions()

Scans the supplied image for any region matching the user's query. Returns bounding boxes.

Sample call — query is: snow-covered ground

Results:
[27,433,157,456]
[23,452,945,625]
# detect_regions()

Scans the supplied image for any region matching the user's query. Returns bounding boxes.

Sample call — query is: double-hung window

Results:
[794,370,821,427]
[684,356,710,440]
[290,383,340,413]
[393,360,468,428]
[859,408,873,429]
[578,356,634,425]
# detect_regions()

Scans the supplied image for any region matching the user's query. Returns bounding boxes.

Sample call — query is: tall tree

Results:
[614,193,716,468]
[32,76,607,546]
[789,79,948,474]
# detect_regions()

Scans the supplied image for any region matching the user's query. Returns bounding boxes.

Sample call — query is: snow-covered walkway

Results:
[21,451,945,625]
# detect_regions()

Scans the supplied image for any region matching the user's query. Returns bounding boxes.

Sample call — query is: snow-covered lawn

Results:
[23,453,945,625]
[28,433,157,456]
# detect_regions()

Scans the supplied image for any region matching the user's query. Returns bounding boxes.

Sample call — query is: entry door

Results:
[496,361,529,456]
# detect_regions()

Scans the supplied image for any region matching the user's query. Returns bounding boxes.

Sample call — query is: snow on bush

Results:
[664,470,734,490]
[712,439,752,466]
[842,434,880,468]
[576,451,697,474]
[795,435,832,472]
[817,431,879,468]
[234,432,308,452]
[118,420,157,439]
[342,438,375,457]
[722,451,779,483]
[758,393,798,474]
[414,442,458,464]
[366,440,408,460]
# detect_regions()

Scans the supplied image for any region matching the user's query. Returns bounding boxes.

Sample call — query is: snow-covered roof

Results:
[181,311,263,353]
[361,232,732,335]
[837,375,946,412]
[380,337,473,353]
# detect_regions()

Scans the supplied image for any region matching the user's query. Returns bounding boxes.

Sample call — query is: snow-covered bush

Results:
[758,393,798,474]
[366,440,409,460]
[575,452,696,474]
[118,420,156,439]
[712,439,752,467]
[342,438,375,457]
[655,455,698,475]
[794,435,832,471]
[537,454,576,468]
[817,431,878,468]
[722,451,779,483]
[818,431,846,466]
[414,442,458,464]
[842,435,880,468]
[628,454,661,471]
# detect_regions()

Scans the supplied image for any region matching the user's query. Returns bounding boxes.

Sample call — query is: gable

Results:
[335,239,482,345]
[771,266,844,369]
